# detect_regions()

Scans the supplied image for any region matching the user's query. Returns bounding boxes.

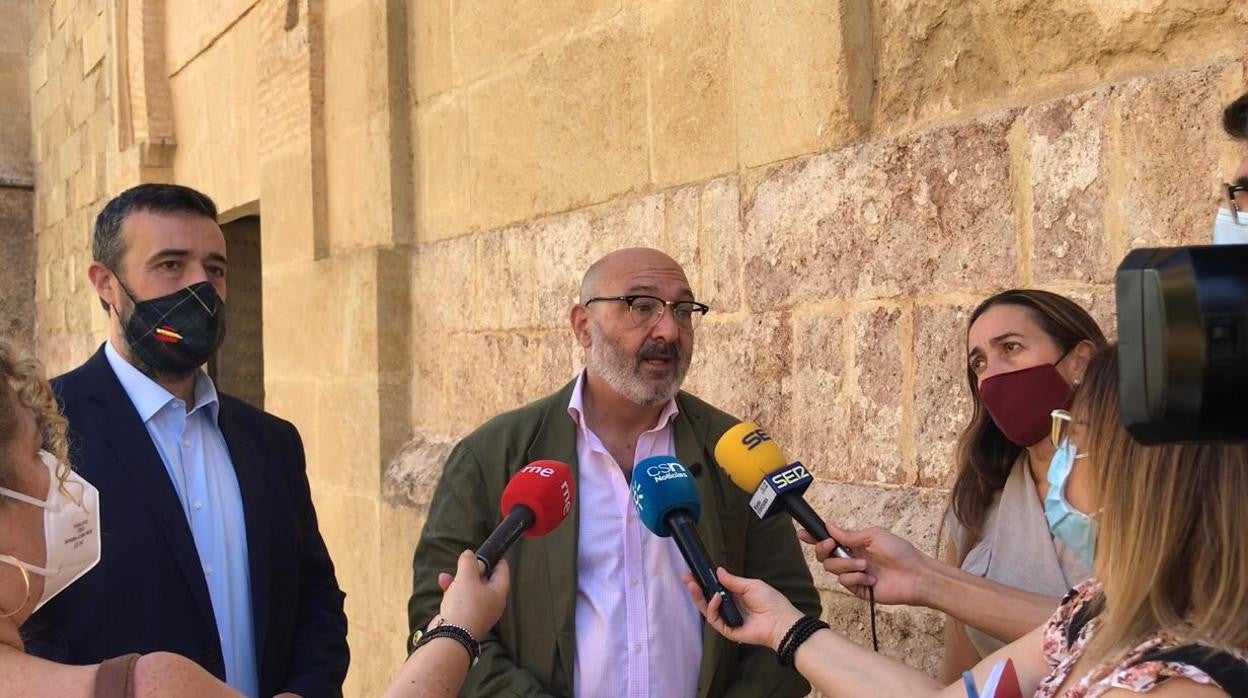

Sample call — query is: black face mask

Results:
[116,281,226,375]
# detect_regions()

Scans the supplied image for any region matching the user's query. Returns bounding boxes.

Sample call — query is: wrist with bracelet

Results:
[411,617,481,666]
[775,615,830,667]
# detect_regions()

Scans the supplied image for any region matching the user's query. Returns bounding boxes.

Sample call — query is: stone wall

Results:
[1,0,34,344]
[23,0,1248,693]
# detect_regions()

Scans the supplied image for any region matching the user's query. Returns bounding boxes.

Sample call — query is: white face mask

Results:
[1212,207,1248,245]
[0,450,101,613]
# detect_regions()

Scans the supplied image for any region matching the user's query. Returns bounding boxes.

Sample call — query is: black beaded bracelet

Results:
[776,615,829,667]
[412,619,481,666]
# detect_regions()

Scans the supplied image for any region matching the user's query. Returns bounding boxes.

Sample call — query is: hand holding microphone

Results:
[631,456,744,628]
[475,460,576,577]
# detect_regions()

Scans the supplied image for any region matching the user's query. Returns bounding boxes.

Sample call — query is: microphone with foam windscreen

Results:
[631,455,744,628]
[713,423,851,559]
[475,460,576,577]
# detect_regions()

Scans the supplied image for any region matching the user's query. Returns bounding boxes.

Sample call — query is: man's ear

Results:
[87,262,119,315]
[571,304,592,348]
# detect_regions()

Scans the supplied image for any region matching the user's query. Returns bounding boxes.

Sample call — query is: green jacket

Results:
[406,379,820,697]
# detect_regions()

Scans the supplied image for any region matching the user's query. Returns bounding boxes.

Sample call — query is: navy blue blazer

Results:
[24,346,349,698]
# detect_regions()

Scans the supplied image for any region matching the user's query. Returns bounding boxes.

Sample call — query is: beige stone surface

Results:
[452,0,619,84]
[643,0,736,187]
[874,0,1245,134]
[409,0,453,101]
[0,189,34,341]
[913,302,978,487]
[324,0,393,251]
[1026,90,1113,285]
[0,0,31,182]
[170,7,261,215]
[165,0,259,75]
[744,113,1018,308]
[466,17,649,234]
[735,0,868,168]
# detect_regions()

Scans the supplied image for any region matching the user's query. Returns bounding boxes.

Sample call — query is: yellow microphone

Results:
[713,422,850,559]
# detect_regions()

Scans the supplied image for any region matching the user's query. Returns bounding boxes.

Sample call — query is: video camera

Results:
[1116,244,1248,443]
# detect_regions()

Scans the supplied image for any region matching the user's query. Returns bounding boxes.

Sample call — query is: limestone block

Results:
[415,94,470,243]
[453,0,619,84]
[913,302,977,487]
[0,189,35,340]
[325,0,388,128]
[789,309,848,481]
[263,377,322,457]
[476,194,665,330]
[0,1,30,53]
[420,330,575,436]
[312,488,384,637]
[80,13,107,75]
[802,480,949,560]
[170,7,260,216]
[411,233,478,333]
[643,0,735,187]
[343,628,399,698]
[744,113,1017,308]
[1026,90,1112,285]
[466,19,648,233]
[1116,63,1235,250]
[846,305,908,484]
[821,589,944,678]
[682,311,793,450]
[382,431,459,509]
[409,0,452,100]
[378,500,428,657]
[262,253,378,384]
[312,375,383,496]
[0,54,32,176]
[663,176,741,314]
[259,143,319,264]
[1057,286,1117,343]
[734,0,868,169]
[70,68,102,126]
[326,112,393,251]
[165,0,258,75]
[875,1,1245,132]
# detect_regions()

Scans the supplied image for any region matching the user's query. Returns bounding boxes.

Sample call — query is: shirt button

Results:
[193,501,203,510]
[182,440,191,449]
[632,643,642,653]
[629,577,638,586]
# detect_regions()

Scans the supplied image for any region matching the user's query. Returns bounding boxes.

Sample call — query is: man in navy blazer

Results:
[23,184,349,697]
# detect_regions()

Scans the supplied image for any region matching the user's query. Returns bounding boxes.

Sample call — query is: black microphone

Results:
[631,456,744,627]
[475,460,575,576]
[713,423,851,558]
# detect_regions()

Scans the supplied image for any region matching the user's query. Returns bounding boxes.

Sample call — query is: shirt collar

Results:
[104,340,220,424]
[566,369,679,434]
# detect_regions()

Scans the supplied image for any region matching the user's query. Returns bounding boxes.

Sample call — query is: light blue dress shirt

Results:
[105,341,259,698]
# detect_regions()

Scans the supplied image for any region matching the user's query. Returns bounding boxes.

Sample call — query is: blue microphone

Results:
[632,456,743,628]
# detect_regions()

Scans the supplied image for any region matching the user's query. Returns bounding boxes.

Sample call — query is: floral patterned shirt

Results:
[1034,579,1247,697]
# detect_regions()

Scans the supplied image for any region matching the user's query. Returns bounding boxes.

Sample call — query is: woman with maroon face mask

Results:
[810,290,1107,682]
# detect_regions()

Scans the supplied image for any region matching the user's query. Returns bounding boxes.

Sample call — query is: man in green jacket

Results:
[406,247,820,697]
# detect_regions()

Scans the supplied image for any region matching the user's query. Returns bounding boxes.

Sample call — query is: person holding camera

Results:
[688,345,1248,697]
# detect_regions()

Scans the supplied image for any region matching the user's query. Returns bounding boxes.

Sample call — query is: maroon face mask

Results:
[978,363,1073,447]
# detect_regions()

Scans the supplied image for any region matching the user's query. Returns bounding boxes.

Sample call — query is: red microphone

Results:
[474,460,575,576]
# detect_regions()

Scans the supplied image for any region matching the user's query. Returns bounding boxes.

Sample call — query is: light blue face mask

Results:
[1044,439,1097,564]
[1213,207,1248,245]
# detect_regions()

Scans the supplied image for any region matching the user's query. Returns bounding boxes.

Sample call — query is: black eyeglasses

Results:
[1227,180,1248,226]
[584,295,710,330]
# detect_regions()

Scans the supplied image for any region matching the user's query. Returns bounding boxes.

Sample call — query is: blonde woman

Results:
[687,345,1248,697]
[0,339,242,696]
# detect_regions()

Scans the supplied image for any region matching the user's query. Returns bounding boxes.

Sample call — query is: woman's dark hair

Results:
[948,290,1108,561]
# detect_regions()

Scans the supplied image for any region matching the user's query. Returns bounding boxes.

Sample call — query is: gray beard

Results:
[585,323,688,407]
